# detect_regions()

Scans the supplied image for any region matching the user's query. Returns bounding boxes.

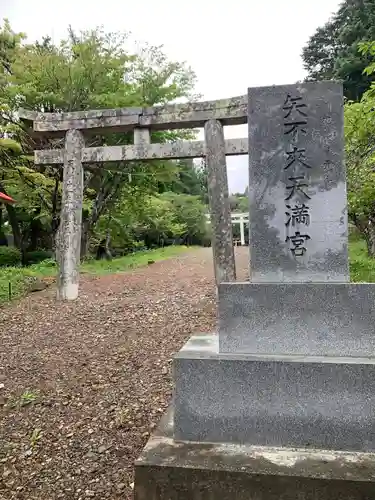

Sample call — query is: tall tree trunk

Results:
[0,207,8,246]
[80,218,92,259]
[365,224,375,257]
[80,170,123,259]
[51,175,61,251]
[4,201,21,249]
[28,207,43,251]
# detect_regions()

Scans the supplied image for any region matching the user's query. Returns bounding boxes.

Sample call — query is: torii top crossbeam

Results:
[18,95,249,166]
[18,94,248,136]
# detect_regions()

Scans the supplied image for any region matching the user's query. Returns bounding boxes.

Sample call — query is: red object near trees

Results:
[0,192,15,204]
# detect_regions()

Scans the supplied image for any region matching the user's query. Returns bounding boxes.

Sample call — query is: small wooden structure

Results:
[18,95,250,300]
[0,192,15,204]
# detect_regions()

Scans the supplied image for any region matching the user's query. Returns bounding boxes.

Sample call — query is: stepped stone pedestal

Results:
[134,82,375,499]
[135,379,375,500]
[173,334,375,451]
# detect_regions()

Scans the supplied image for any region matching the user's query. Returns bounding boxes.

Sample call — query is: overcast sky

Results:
[2,0,341,193]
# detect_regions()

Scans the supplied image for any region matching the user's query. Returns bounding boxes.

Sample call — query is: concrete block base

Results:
[173,334,375,451]
[134,407,375,500]
[218,282,375,356]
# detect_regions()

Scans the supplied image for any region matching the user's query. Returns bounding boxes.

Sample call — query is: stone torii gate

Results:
[19,96,249,300]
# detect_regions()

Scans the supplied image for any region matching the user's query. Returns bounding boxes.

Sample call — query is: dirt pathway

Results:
[0,247,249,500]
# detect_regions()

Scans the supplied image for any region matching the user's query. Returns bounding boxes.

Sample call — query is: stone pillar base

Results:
[174,334,375,451]
[134,406,375,500]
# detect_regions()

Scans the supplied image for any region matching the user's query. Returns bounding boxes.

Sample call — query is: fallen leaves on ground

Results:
[0,247,249,499]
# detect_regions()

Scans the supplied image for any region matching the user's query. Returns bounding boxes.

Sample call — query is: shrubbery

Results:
[94,192,211,257]
[0,247,54,268]
[0,246,21,267]
[23,250,53,266]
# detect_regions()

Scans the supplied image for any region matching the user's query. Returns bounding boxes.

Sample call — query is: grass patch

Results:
[0,261,56,304]
[0,246,193,305]
[349,236,375,282]
[81,246,193,275]
[3,240,373,305]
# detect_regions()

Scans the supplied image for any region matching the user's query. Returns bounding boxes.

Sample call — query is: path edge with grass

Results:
[0,245,194,305]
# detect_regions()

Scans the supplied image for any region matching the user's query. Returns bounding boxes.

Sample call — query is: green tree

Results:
[1,22,198,256]
[345,40,375,255]
[158,159,207,198]
[302,0,375,101]
[0,21,26,248]
[236,196,249,213]
[160,192,208,245]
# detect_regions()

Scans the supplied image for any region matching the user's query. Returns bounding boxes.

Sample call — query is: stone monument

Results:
[134,82,375,499]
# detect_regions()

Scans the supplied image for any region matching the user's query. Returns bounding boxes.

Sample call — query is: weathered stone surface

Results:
[35,115,140,135]
[57,129,84,301]
[218,282,375,355]
[173,335,375,451]
[247,81,348,283]
[18,106,142,121]
[17,108,41,121]
[204,120,236,284]
[34,138,249,165]
[35,149,64,164]
[134,127,151,163]
[135,404,375,500]
[19,95,247,134]
[133,128,151,144]
[139,95,247,129]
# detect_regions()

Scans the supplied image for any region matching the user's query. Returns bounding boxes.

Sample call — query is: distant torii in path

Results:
[206,212,249,246]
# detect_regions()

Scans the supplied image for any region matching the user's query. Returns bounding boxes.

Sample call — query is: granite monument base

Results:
[174,335,375,451]
[218,282,375,355]
[134,406,375,500]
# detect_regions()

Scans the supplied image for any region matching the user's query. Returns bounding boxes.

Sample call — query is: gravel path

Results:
[0,247,249,500]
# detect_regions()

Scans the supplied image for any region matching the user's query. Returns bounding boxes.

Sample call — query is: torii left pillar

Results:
[57,129,84,300]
